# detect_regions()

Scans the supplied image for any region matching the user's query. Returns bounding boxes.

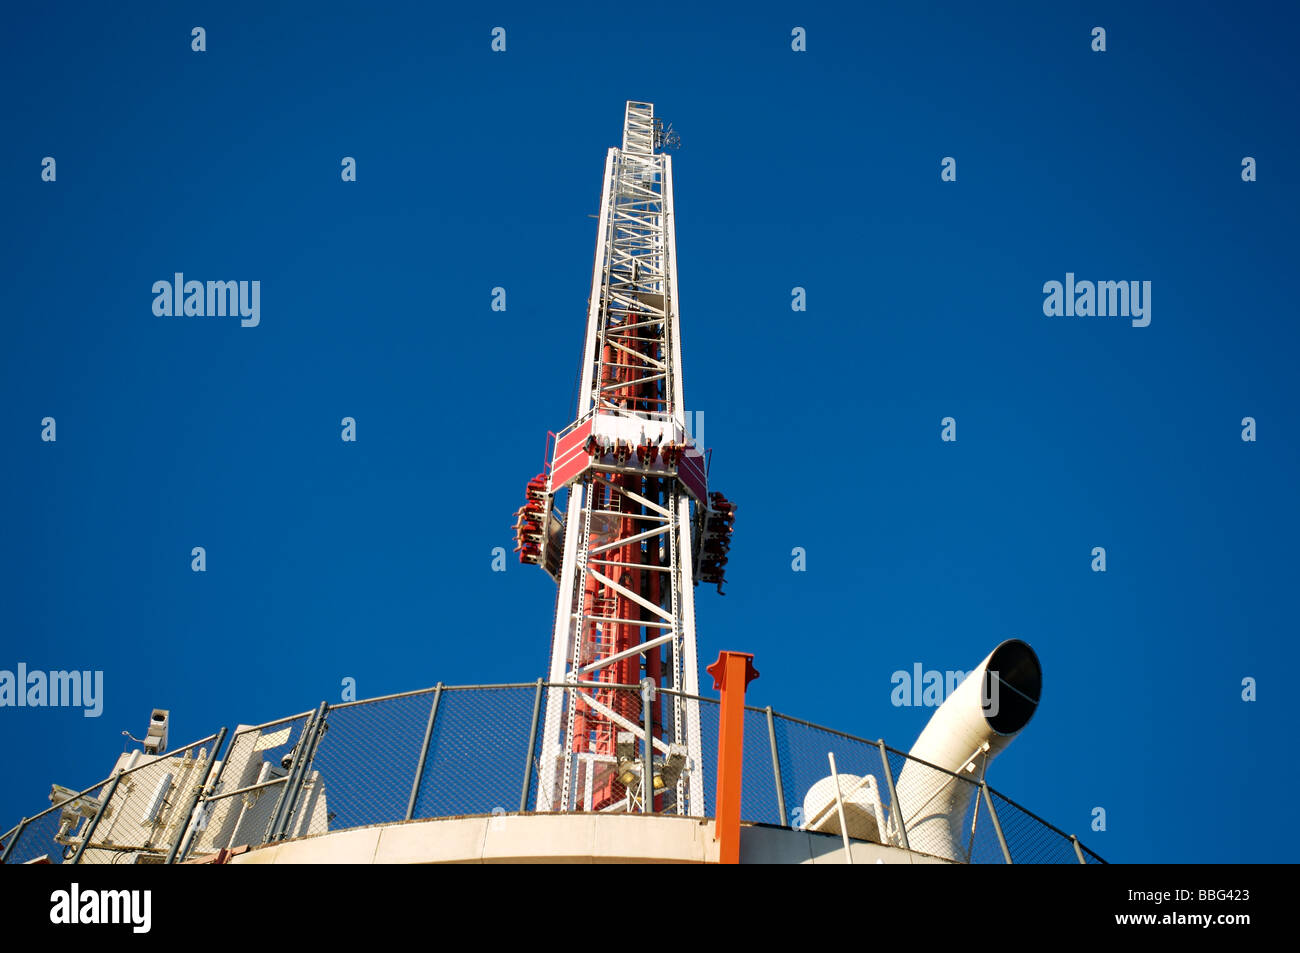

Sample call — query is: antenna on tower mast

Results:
[653,117,681,151]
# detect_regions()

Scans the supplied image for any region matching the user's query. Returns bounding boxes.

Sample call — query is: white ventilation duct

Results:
[893,639,1042,862]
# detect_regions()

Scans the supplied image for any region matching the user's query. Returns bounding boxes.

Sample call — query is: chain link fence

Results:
[0,734,221,865]
[0,682,1104,865]
[183,713,314,857]
[411,684,540,819]
[0,779,114,865]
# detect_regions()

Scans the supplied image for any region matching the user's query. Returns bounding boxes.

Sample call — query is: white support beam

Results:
[588,568,674,622]
[574,689,672,756]
[589,523,669,556]
[576,631,677,676]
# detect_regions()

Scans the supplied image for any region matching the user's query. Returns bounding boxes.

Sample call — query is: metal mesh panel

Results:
[292,691,440,835]
[771,715,888,842]
[184,714,311,857]
[410,686,538,820]
[956,782,1013,864]
[738,706,782,825]
[988,789,1087,864]
[692,693,717,818]
[1,780,111,865]
[653,688,709,819]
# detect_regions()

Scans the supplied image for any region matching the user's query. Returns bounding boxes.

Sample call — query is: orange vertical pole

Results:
[706,650,759,864]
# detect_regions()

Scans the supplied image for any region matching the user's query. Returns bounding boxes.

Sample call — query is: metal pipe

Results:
[194,776,287,804]
[766,707,787,827]
[279,701,331,840]
[827,752,853,864]
[761,710,881,745]
[894,640,1041,862]
[519,679,543,813]
[70,771,123,865]
[406,683,443,821]
[329,684,441,709]
[1071,834,1087,864]
[236,710,316,731]
[266,711,313,842]
[0,818,28,865]
[966,774,983,860]
[876,739,909,851]
[642,681,655,813]
[165,727,227,864]
[269,702,326,841]
[563,679,646,690]
[982,782,1013,864]
[328,683,538,709]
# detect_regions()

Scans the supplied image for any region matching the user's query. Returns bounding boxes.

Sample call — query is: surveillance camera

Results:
[143,708,170,754]
[50,785,100,819]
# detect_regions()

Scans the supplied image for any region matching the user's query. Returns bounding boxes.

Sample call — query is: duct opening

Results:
[983,639,1041,735]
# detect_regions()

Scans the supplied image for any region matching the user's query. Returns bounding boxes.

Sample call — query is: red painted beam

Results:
[706,650,759,864]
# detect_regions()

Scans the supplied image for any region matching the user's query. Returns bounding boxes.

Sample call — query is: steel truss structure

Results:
[512,102,735,816]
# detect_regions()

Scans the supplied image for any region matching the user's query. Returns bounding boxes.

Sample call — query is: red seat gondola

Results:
[513,474,557,565]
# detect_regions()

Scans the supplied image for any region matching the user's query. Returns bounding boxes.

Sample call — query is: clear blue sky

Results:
[2,1,1297,863]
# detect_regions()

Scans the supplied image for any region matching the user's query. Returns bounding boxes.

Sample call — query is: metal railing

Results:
[0,681,1105,865]
[0,733,222,866]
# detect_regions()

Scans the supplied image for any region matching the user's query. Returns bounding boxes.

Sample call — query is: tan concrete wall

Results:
[227,814,953,864]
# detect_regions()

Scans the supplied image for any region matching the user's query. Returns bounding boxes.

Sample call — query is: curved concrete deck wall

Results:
[225,813,953,864]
